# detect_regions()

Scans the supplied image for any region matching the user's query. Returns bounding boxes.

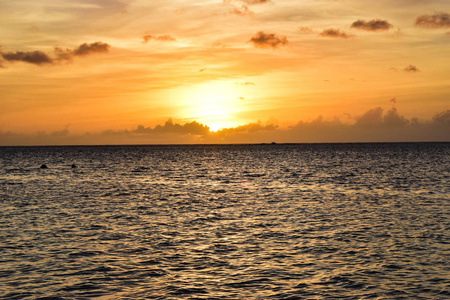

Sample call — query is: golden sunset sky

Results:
[1,0,449,145]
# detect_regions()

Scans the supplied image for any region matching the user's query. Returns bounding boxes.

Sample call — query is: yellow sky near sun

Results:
[0,0,449,143]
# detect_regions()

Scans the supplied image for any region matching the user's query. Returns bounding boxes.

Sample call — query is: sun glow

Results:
[178,80,244,131]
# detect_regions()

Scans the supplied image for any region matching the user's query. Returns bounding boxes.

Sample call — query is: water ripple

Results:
[0,143,449,299]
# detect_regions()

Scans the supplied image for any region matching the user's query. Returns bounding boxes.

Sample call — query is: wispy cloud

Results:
[351,19,393,31]
[231,5,254,16]
[249,32,288,48]
[215,121,277,136]
[299,27,313,34]
[319,29,353,39]
[225,0,270,5]
[243,0,270,4]
[1,42,110,66]
[142,35,176,43]
[415,12,450,28]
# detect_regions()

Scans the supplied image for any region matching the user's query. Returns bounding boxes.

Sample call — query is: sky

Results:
[0,0,449,145]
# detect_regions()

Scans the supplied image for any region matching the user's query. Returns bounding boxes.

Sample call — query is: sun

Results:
[178,80,244,131]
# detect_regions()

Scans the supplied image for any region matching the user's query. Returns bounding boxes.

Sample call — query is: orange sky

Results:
[0,0,449,145]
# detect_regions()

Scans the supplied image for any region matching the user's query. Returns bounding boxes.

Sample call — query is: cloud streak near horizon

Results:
[1,108,448,146]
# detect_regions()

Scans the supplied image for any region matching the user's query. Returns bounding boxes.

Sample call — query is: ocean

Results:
[0,143,449,299]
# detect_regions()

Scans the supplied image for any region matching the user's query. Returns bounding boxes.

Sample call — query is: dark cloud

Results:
[142,35,176,43]
[1,42,110,66]
[134,118,210,135]
[404,65,419,73]
[388,98,397,104]
[73,42,110,56]
[432,110,450,126]
[351,19,393,31]
[249,31,288,48]
[383,107,409,127]
[355,107,383,127]
[1,50,53,65]
[354,107,409,128]
[319,29,353,39]
[415,12,450,28]
[50,128,70,137]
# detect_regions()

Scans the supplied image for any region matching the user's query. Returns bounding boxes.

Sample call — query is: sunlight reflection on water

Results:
[0,143,449,299]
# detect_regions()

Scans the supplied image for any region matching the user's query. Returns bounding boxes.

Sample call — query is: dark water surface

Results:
[0,143,449,299]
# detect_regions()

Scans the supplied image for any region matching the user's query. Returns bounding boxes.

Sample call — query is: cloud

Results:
[415,12,450,28]
[1,42,110,66]
[199,68,207,72]
[404,65,419,72]
[225,0,270,5]
[134,118,210,135]
[142,35,176,43]
[351,19,393,31]
[432,110,450,126]
[249,31,288,48]
[354,107,409,128]
[50,128,70,137]
[299,27,313,34]
[382,107,409,127]
[1,108,450,145]
[242,0,270,4]
[355,107,383,127]
[1,50,53,65]
[214,121,278,137]
[235,81,256,86]
[231,5,254,16]
[73,42,110,56]
[319,29,353,39]
[388,98,397,104]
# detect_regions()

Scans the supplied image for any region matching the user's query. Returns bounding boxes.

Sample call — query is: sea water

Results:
[0,143,449,299]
